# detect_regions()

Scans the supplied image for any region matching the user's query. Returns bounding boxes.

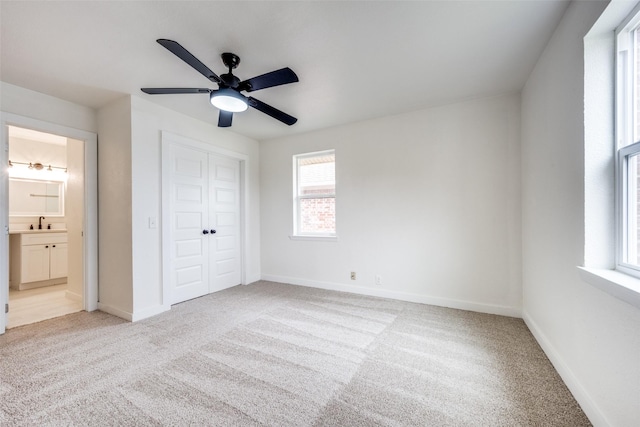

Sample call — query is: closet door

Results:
[168,144,210,304]
[166,143,243,305]
[209,154,241,292]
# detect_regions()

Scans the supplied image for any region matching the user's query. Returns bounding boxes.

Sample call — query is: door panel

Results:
[215,188,235,204]
[175,212,203,230]
[209,155,241,292]
[214,163,236,181]
[175,239,202,258]
[176,265,204,287]
[175,184,203,203]
[215,235,235,251]
[168,145,209,304]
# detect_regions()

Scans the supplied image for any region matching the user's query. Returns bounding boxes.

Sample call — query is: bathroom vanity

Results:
[9,230,68,290]
[7,173,68,290]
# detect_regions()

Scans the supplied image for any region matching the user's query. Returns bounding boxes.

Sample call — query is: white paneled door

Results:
[209,155,241,292]
[167,143,241,305]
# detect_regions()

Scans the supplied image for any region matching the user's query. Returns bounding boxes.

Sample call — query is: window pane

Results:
[300,197,335,234]
[628,153,640,265]
[635,29,640,141]
[298,155,335,196]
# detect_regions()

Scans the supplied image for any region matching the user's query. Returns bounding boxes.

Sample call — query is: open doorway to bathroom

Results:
[0,113,98,335]
[6,126,84,328]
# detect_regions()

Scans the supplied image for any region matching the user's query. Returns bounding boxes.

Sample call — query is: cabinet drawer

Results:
[21,233,67,246]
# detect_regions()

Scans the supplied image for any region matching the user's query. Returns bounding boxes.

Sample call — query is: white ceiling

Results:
[0,1,570,141]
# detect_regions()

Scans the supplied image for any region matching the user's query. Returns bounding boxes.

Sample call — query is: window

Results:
[293,150,336,237]
[616,6,640,277]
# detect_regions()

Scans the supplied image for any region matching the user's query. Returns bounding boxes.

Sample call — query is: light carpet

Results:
[0,281,590,426]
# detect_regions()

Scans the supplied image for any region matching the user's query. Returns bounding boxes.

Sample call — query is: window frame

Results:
[615,5,640,278]
[292,149,336,239]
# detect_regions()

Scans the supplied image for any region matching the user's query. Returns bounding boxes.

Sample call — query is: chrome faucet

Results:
[38,216,45,230]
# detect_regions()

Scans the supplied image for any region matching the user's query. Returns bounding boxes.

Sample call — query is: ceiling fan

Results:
[141,39,299,128]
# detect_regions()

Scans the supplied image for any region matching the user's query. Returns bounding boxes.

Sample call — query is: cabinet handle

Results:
[202,230,209,235]
[52,245,56,248]
[45,245,49,248]
[210,229,216,234]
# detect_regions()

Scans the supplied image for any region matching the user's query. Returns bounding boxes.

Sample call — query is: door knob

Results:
[202,229,209,235]
[210,229,216,234]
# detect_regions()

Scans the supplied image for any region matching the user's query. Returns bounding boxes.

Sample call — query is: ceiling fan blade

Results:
[156,39,222,84]
[218,110,233,127]
[141,88,211,94]
[239,68,299,92]
[248,97,297,126]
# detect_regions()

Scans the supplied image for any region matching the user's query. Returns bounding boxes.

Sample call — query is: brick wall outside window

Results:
[300,197,335,233]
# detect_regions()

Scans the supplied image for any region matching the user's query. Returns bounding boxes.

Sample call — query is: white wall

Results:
[521,1,640,425]
[1,82,97,133]
[97,96,134,315]
[9,137,67,168]
[96,95,261,320]
[260,93,522,316]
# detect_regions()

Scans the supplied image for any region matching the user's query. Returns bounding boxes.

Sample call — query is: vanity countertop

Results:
[9,229,68,235]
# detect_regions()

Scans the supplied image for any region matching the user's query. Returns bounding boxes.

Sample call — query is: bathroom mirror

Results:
[9,178,65,217]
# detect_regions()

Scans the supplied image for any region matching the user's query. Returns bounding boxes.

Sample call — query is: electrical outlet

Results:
[375,275,382,286]
[350,272,356,280]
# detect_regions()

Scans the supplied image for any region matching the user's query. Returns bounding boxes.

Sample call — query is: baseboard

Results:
[16,277,66,291]
[65,290,82,302]
[261,274,522,318]
[522,310,609,427]
[243,272,261,285]
[131,304,170,322]
[97,302,171,322]
[97,302,132,321]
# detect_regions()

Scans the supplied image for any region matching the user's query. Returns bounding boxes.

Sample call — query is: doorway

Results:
[0,113,98,334]
[6,126,83,327]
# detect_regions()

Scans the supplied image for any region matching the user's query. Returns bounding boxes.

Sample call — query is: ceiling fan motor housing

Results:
[221,52,241,70]
[221,73,241,88]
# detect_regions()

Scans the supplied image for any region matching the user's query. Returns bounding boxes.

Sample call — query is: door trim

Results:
[161,131,249,307]
[0,112,98,334]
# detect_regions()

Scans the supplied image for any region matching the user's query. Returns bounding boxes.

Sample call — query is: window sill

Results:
[577,267,640,309]
[289,235,338,242]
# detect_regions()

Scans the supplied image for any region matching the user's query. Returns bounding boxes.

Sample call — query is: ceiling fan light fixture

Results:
[210,89,248,113]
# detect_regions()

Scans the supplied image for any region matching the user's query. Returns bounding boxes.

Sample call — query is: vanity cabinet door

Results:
[49,243,68,279]
[21,245,50,283]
